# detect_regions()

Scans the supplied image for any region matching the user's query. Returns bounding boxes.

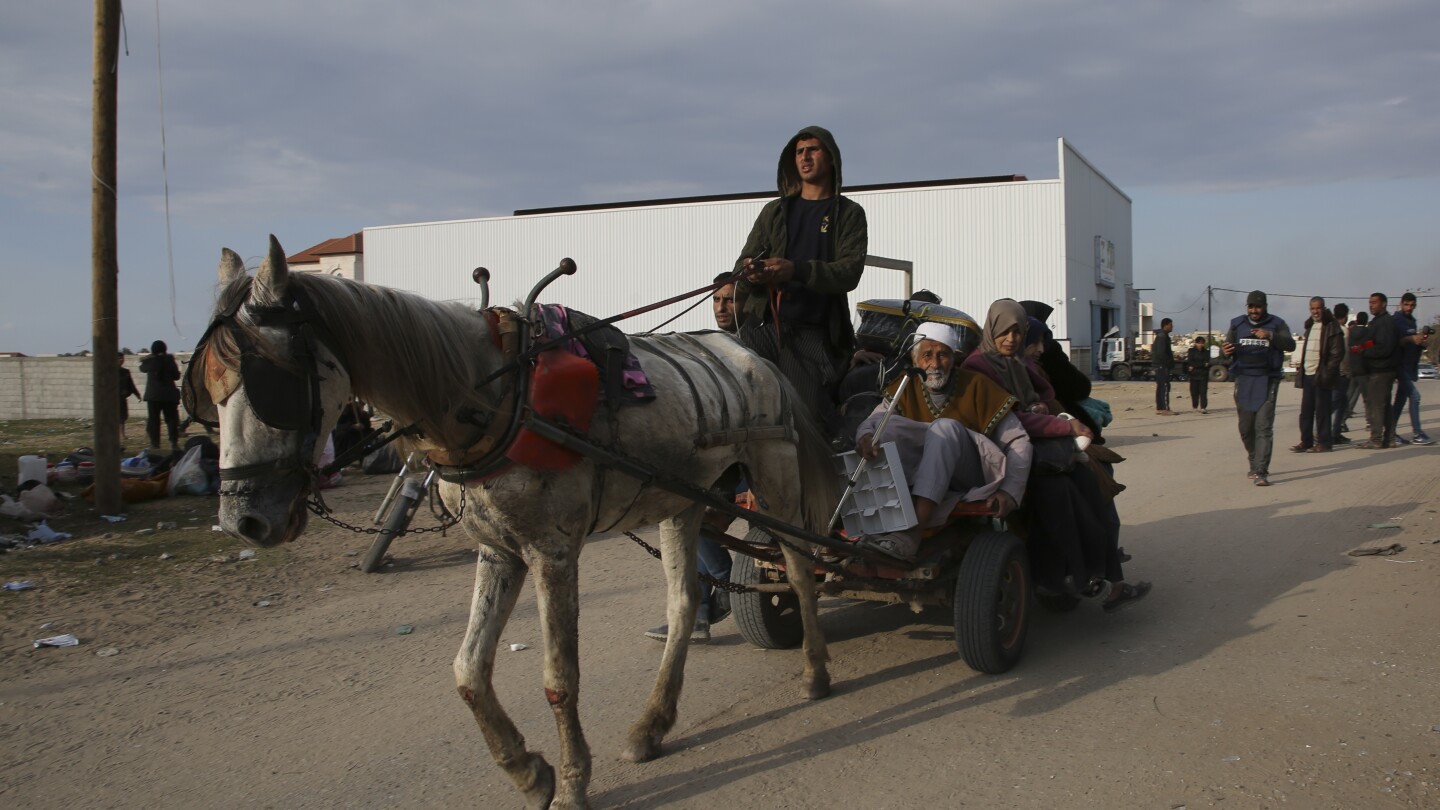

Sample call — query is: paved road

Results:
[3,382,1436,809]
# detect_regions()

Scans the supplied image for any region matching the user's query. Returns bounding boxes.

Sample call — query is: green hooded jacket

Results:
[732,125,868,354]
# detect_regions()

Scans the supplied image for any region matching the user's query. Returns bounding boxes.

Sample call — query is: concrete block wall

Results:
[0,355,191,420]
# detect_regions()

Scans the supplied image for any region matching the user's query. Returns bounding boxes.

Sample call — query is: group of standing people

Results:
[1223,290,1432,489]
[1153,318,1215,415]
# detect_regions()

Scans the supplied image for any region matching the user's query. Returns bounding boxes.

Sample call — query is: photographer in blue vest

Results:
[1222,290,1295,487]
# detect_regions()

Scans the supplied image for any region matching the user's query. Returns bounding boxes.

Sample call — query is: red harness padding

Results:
[505,348,600,471]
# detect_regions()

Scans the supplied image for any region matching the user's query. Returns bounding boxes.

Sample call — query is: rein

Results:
[477,271,741,387]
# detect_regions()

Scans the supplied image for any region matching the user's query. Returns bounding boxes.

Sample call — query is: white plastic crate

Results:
[834,441,918,537]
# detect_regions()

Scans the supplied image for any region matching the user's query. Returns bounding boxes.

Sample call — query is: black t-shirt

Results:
[778,197,833,326]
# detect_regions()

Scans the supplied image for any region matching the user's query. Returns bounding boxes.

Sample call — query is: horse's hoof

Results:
[619,733,661,763]
[806,675,831,701]
[522,760,556,810]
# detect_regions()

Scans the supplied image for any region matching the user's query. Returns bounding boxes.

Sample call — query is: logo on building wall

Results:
[1094,236,1116,288]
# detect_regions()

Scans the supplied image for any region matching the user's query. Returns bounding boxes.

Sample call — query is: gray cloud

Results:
[2,0,1437,354]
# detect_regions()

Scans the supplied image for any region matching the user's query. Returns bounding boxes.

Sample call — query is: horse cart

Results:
[352,289,1050,675]
[192,239,1075,808]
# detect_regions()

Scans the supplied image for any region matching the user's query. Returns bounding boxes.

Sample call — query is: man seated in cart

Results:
[852,322,1033,563]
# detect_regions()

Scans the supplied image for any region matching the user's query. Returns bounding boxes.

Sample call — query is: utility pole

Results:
[91,0,122,514]
[1206,285,1213,340]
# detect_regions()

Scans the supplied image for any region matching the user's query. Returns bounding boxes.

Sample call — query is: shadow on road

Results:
[594,493,1424,808]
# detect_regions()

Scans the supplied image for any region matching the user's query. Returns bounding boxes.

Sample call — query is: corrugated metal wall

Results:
[365,154,1123,342]
[1060,139,1134,353]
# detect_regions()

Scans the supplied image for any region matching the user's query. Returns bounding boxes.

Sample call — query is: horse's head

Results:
[183,236,353,546]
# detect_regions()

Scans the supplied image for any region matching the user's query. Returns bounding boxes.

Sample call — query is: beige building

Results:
[286,232,364,281]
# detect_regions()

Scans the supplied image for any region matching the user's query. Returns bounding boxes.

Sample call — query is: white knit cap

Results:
[914,321,957,350]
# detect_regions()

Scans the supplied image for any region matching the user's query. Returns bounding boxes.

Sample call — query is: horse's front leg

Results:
[778,540,832,700]
[621,503,703,763]
[453,545,556,810]
[526,541,593,810]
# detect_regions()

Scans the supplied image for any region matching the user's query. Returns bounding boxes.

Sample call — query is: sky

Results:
[2,1,1438,356]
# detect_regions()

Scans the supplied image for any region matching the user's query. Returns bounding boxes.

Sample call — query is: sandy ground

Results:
[2,381,1437,809]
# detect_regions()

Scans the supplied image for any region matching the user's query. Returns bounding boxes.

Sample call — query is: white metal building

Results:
[364,138,1132,373]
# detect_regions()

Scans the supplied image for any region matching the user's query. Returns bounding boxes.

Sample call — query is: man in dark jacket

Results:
[1342,310,1369,439]
[139,339,182,451]
[1185,337,1210,413]
[1389,292,1433,445]
[734,125,867,434]
[1329,303,1352,444]
[1223,290,1295,486]
[1153,318,1175,414]
[1290,297,1345,453]
[1355,293,1399,448]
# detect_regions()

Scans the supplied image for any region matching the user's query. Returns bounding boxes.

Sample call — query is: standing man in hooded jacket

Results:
[1223,290,1295,486]
[734,126,867,435]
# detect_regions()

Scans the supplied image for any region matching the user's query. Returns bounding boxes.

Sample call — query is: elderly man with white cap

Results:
[852,321,1033,562]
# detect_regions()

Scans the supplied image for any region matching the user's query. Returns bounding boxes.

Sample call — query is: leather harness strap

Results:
[425,307,524,469]
[632,339,709,439]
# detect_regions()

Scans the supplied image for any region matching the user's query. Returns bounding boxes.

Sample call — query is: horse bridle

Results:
[182,281,338,491]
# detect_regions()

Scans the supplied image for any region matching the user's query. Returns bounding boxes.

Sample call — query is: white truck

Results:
[1097,328,1228,382]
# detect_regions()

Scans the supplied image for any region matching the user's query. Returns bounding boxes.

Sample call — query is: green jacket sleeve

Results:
[732,210,773,275]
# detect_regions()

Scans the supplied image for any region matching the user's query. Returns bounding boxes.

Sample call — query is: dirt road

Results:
[2,382,1436,808]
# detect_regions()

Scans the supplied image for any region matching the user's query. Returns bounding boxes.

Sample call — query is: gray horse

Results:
[193,237,839,809]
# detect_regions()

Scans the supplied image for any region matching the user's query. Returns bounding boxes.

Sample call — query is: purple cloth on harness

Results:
[536,304,655,403]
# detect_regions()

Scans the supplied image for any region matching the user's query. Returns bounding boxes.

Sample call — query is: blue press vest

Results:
[1229,314,1285,377]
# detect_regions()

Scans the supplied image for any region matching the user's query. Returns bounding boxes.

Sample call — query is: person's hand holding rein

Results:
[743,257,795,286]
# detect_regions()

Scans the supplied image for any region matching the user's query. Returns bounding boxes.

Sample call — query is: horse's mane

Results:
[209,271,497,449]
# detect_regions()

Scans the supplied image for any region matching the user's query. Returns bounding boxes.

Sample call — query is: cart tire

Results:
[1035,592,1081,613]
[1209,364,1228,383]
[361,492,417,573]
[1110,363,1132,381]
[954,530,1030,674]
[733,530,804,649]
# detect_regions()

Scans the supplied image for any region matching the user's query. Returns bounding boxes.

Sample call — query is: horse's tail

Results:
[788,387,842,537]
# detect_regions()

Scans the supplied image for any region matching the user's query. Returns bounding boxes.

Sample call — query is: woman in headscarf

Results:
[961,299,1150,611]
[1019,300,1106,440]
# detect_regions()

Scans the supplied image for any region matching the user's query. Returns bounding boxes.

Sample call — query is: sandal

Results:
[856,531,919,563]
[1102,581,1152,613]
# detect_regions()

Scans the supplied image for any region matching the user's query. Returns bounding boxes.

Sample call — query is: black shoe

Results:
[644,620,710,643]
[709,590,732,625]
[1333,434,1351,445]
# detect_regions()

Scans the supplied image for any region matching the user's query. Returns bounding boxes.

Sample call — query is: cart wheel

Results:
[954,530,1030,674]
[1208,364,1228,383]
[732,528,803,649]
[1035,592,1081,613]
[361,490,418,573]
